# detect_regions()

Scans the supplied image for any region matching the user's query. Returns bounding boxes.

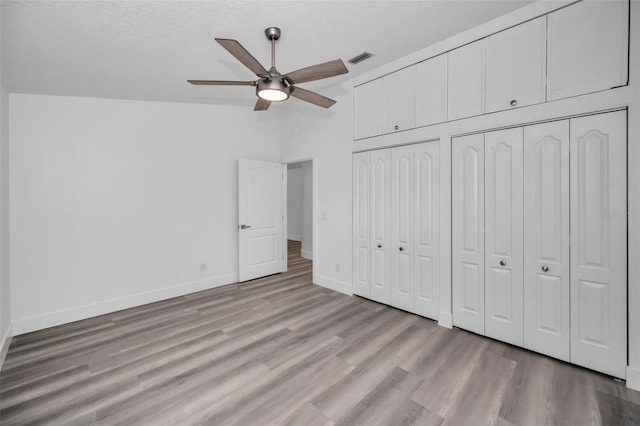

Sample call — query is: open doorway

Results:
[286,160,313,271]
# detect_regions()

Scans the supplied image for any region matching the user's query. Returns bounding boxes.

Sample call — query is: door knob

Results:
[394,125,400,130]
[240,224,251,229]
[500,260,507,266]
[541,265,549,272]
[399,247,404,252]
[510,99,517,107]
[377,244,382,248]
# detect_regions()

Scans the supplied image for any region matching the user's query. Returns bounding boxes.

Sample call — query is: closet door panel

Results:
[570,111,627,379]
[452,134,485,334]
[352,152,371,297]
[383,66,417,134]
[448,41,486,121]
[547,0,629,101]
[413,141,440,319]
[485,17,546,113]
[484,128,524,346]
[370,149,392,304]
[354,79,383,140]
[523,120,570,361]
[416,55,447,127]
[391,145,415,311]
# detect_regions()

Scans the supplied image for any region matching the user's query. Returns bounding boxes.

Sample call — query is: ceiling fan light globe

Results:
[256,78,290,102]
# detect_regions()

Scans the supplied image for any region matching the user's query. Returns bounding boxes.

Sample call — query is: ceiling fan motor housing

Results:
[256,78,290,101]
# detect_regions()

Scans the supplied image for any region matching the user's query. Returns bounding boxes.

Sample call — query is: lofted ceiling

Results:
[1,0,534,109]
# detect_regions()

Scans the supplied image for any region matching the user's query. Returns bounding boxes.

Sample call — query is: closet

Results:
[452,110,627,378]
[353,141,440,320]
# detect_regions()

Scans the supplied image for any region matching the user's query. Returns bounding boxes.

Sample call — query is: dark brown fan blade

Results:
[215,38,269,77]
[187,80,256,86]
[285,59,348,84]
[254,98,271,111]
[290,86,336,108]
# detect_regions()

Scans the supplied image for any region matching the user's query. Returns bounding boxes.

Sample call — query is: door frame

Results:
[284,155,317,284]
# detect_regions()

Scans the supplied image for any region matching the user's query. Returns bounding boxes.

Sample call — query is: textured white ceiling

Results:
[1,0,533,108]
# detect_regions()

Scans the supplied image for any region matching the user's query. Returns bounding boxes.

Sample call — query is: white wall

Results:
[279,0,640,388]
[300,160,312,260]
[0,3,13,366]
[9,94,280,334]
[286,165,302,241]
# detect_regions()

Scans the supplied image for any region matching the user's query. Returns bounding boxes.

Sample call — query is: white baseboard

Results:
[0,323,13,369]
[12,273,238,335]
[287,235,301,242]
[301,250,312,260]
[315,274,353,296]
[438,311,453,329]
[627,365,640,391]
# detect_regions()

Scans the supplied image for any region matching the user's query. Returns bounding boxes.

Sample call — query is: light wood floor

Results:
[1,240,639,425]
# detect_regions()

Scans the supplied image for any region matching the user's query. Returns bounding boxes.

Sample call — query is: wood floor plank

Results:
[1,239,638,425]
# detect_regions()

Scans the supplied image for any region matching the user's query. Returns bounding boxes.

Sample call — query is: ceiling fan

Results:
[188,27,349,111]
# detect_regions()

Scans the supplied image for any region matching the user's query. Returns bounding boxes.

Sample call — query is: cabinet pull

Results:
[541,265,549,272]
[510,99,517,107]
[500,260,507,266]
[377,244,382,248]
[399,247,404,252]
[394,125,400,130]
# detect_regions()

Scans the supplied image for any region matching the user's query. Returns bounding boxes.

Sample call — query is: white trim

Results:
[315,274,353,296]
[287,235,302,242]
[301,250,312,260]
[12,273,237,335]
[0,323,13,369]
[438,311,453,329]
[627,366,640,391]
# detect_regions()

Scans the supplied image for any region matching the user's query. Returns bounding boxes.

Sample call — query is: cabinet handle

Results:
[541,265,549,272]
[510,99,517,107]
[394,125,399,130]
[240,224,251,229]
[500,260,507,266]
[377,244,382,248]
[399,247,404,252]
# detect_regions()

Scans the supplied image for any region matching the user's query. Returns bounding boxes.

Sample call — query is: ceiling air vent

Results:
[348,52,374,64]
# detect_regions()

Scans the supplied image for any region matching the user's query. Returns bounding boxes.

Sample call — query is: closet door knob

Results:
[541,265,549,272]
[510,99,517,107]
[499,260,507,266]
[399,247,404,252]
[377,244,382,248]
[394,125,400,130]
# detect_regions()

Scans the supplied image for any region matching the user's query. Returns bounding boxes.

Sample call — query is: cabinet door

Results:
[547,0,629,101]
[391,145,414,311]
[484,128,524,346]
[413,141,440,319]
[448,41,485,121]
[452,134,485,334]
[486,17,546,113]
[352,152,371,297]
[416,55,447,127]
[354,79,383,140]
[370,149,392,305]
[570,111,627,379]
[383,66,417,134]
[523,120,570,361]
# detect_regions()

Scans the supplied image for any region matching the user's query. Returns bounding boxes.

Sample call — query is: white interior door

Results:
[238,159,285,282]
[452,133,485,334]
[413,141,440,319]
[570,111,627,379]
[484,128,524,346]
[391,145,414,311]
[352,152,371,297]
[371,149,392,304]
[524,120,570,361]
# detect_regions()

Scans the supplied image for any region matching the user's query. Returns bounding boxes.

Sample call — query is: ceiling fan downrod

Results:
[264,27,281,73]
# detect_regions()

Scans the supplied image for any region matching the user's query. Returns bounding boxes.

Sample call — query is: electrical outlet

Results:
[200,263,207,272]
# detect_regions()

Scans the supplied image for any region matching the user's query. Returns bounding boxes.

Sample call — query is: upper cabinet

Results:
[416,54,448,127]
[383,66,417,134]
[354,78,383,140]
[447,40,485,121]
[547,0,629,101]
[485,17,547,113]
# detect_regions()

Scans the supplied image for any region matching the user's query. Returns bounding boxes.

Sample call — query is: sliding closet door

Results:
[523,120,570,361]
[570,111,627,378]
[484,128,524,346]
[413,141,440,319]
[370,149,392,304]
[353,152,371,297]
[391,145,415,311]
[452,134,485,334]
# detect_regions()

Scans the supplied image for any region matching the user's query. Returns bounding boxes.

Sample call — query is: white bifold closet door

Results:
[523,120,570,361]
[391,145,415,311]
[570,111,627,379]
[484,128,524,346]
[352,152,371,298]
[452,133,485,334]
[370,149,392,304]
